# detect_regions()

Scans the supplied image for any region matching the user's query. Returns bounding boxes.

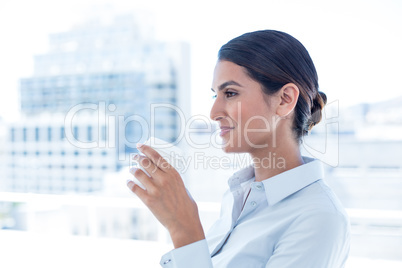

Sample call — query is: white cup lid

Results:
[144,137,183,156]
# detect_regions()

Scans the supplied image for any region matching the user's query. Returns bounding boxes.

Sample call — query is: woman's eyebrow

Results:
[211,80,243,92]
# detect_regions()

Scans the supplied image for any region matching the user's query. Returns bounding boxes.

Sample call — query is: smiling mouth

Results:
[220,127,234,136]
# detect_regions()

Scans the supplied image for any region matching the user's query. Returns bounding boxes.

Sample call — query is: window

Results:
[10,128,15,142]
[73,126,78,139]
[101,125,106,141]
[87,126,92,141]
[47,127,52,141]
[60,126,65,140]
[35,127,39,141]
[23,127,27,142]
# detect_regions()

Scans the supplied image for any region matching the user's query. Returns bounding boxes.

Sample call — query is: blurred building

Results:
[340,96,402,140]
[0,14,190,194]
[0,116,5,177]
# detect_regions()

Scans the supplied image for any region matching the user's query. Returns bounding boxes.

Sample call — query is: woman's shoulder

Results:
[287,179,349,222]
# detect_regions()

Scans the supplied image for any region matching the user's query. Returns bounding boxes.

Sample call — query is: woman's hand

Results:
[127,143,205,248]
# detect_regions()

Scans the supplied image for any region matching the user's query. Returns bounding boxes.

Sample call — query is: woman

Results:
[127,30,350,267]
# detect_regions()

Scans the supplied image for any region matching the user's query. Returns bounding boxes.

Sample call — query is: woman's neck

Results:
[249,137,304,182]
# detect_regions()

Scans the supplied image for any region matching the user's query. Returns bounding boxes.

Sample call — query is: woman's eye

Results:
[225,91,237,98]
[212,91,237,100]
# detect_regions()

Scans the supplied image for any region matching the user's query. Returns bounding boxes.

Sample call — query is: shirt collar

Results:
[227,156,324,206]
[227,164,255,191]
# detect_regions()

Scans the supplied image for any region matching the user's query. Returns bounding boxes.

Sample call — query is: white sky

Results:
[0,0,401,121]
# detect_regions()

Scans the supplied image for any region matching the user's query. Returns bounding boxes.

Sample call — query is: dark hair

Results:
[218,30,327,143]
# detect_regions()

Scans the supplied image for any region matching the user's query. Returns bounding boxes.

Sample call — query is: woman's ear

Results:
[276,83,299,117]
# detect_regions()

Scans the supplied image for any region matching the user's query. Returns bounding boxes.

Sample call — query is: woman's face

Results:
[210,60,281,153]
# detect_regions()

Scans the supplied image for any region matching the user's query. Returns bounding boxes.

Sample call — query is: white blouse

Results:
[160,156,351,267]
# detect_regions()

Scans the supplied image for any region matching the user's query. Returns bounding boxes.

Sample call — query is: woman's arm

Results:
[265,210,350,268]
[159,239,213,267]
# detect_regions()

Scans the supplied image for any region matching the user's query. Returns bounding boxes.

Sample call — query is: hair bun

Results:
[308,91,327,131]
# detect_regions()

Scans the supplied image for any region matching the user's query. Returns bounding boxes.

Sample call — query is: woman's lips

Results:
[220,127,234,136]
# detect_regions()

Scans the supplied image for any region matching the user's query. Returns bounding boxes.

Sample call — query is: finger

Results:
[129,167,156,191]
[126,180,149,201]
[133,154,164,179]
[136,143,174,172]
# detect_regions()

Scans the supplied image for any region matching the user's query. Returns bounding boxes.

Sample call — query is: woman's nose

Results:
[210,96,225,121]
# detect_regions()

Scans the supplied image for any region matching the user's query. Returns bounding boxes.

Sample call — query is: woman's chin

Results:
[221,144,244,154]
